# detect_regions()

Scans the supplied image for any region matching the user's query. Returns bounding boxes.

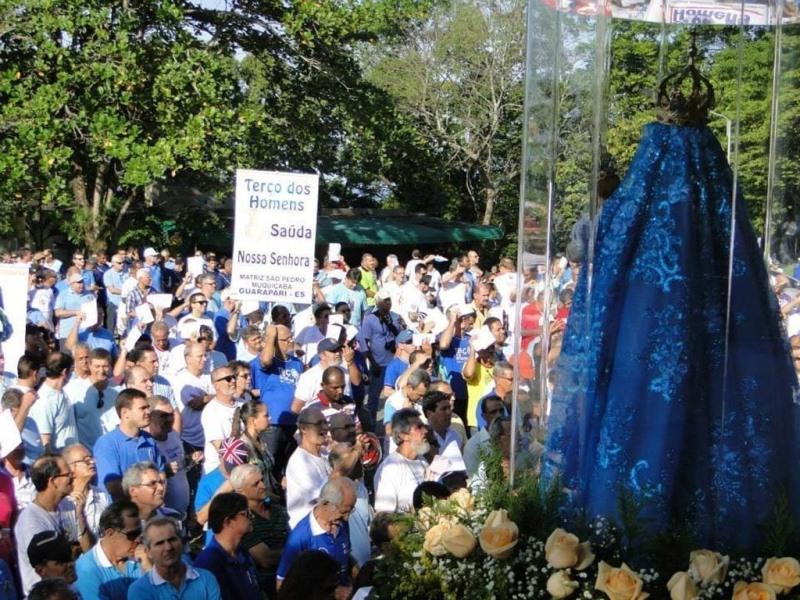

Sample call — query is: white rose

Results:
[547,570,579,599]
[688,550,729,584]
[667,571,698,600]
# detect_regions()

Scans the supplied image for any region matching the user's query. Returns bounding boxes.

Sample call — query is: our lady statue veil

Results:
[544,43,800,549]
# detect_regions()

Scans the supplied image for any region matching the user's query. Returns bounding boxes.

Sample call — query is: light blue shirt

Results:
[127,565,221,600]
[324,283,368,326]
[54,289,96,339]
[75,543,142,600]
[103,268,126,306]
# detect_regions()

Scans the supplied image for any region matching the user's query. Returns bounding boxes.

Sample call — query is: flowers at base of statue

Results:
[547,570,580,599]
[449,488,474,513]
[544,528,595,570]
[423,522,450,556]
[667,571,698,600]
[422,520,477,558]
[761,557,800,594]
[595,561,649,600]
[441,524,477,558]
[478,508,519,559]
[732,581,777,600]
[689,550,730,585]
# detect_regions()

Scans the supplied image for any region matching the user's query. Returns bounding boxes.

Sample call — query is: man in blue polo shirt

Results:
[251,323,302,480]
[193,492,260,600]
[277,476,356,593]
[94,388,165,500]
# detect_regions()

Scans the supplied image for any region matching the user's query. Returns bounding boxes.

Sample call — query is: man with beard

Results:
[128,516,221,598]
[374,408,430,513]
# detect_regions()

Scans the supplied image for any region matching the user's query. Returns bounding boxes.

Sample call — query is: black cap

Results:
[27,531,73,567]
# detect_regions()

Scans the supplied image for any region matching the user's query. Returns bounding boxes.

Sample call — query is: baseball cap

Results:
[318,338,343,353]
[68,273,83,284]
[143,247,158,258]
[396,329,414,344]
[458,304,476,317]
[375,289,391,302]
[27,531,73,567]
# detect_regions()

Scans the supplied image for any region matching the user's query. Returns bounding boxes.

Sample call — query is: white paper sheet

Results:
[327,243,342,263]
[147,294,174,310]
[187,256,205,277]
[135,303,154,325]
[80,300,98,330]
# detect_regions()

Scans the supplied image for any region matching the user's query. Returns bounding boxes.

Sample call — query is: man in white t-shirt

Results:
[200,366,244,474]
[15,455,82,595]
[374,408,429,513]
[285,406,332,528]
[169,342,213,454]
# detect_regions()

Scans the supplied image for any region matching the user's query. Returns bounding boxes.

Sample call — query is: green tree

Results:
[367,0,526,228]
[0,0,258,251]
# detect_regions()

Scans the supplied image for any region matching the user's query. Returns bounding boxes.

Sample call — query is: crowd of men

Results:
[0,243,580,600]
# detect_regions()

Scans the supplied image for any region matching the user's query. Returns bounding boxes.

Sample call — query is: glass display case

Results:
[513,0,800,549]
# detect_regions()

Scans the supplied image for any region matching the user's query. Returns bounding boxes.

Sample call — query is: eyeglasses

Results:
[193,300,208,305]
[301,420,328,429]
[119,527,142,541]
[236,509,254,520]
[196,336,209,342]
[214,374,236,383]
[96,390,105,410]
[68,456,95,466]
[137,480,166,489]
[52,472,74,481]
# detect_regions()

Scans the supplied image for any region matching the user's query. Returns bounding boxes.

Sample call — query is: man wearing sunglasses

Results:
[177,293,217,345]
[201,367,244,474]
[72,348,119,447]
[75,500,145,600]
[14,455,79,595]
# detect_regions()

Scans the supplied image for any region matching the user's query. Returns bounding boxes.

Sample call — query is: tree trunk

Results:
[482,184,496,225]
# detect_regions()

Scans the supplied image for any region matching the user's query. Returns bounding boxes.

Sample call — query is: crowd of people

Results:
[0,242,633,600]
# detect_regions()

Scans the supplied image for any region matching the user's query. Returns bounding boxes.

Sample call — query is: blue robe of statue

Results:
[544,122,800,549]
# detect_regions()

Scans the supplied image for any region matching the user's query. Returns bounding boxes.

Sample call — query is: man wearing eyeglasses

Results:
[177,293,217,345]
[193,492,260,600]
[75,500,146,600]
[201,367,244,474]
[63,443,110,542]
[14,455,81,595]
[122,461,179,526]
[277,477,357,597]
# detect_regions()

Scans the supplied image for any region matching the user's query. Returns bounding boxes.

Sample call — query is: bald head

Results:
[126,366,153,395]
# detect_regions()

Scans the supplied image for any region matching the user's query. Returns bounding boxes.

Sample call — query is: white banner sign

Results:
[231,169,319,303]
[0,264,30,376]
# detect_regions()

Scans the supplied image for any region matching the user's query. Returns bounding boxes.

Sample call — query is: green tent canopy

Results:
[161,211,504,248]
[315,213,504,245]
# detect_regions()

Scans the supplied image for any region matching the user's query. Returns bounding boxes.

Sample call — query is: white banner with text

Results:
[231,169,319,304]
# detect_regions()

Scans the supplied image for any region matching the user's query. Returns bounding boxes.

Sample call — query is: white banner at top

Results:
[0,263,30,377]
[545,0,784,25]
[231,169,320,304]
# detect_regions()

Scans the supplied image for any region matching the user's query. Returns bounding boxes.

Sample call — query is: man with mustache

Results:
[374,408,430,513]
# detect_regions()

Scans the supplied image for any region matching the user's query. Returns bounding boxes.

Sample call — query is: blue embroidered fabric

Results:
[544,122,800,550]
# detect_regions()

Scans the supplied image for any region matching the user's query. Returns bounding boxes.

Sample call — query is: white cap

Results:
[143,247,158,258]
[458,303,476,317]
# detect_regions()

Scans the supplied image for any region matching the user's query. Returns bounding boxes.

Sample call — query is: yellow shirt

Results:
[465,361,493,428]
